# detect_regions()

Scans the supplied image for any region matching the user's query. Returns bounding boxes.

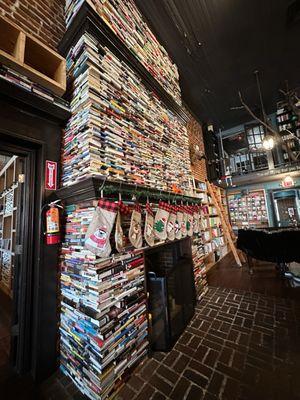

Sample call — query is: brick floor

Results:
[41,286,300,400]
[117,287,300,400]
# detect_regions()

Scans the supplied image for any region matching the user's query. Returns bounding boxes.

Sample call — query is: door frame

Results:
[0,133,42,375]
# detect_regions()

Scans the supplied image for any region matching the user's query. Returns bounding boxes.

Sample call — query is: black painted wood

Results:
[58,1,190,124]
[0,80,70,124]
[0,100,62,382]
[56,176,201,205]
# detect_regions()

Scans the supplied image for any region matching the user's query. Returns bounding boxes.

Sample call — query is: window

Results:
[246,124,265,150]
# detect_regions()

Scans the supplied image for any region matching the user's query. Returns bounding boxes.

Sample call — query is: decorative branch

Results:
[238,91,297,162]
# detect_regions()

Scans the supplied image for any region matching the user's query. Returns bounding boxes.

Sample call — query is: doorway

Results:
[0,152,26,372]
[272,189,300,227]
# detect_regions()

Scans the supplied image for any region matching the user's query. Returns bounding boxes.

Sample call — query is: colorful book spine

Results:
[65,0,181,104]
[60,202,148,400]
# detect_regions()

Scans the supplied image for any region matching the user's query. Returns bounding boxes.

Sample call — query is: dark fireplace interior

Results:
[145,238,196,351]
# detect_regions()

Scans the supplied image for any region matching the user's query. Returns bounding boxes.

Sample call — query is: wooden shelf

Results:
[0,15,66,96]
[0,78,70,123]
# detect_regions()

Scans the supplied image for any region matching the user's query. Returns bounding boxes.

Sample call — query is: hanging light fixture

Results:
[262,134,275,150]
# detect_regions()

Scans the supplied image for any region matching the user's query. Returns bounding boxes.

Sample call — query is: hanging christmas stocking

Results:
[144,202,155,247]
[85,199,118,258]
[129,203,143,248]
[167,205,177,241]
[175,206,183,240]
[181,206,188,237]
[154,201,170,241]
[115,210,126,253]
[186,206,194,237]
[193,205,200,234]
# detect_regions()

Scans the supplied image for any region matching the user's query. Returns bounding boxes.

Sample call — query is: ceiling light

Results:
[262,135,275,150]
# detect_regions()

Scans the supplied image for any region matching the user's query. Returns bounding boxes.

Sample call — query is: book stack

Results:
[61,32,191,191]
[0,64,70,110]
[60,202,148,400]
[192,235,208,299]
[65,0,181,104]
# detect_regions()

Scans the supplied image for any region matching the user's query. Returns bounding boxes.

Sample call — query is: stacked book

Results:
[0,64,69,110]
[65,0,181,104]
[60,202,148,400]
[61,32,191,191]
[192,235,208,299]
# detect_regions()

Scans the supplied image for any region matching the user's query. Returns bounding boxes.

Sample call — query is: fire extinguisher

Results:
[44,200,62,245]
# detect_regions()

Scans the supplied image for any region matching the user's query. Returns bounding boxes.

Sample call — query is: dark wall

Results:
[0,98,62,381]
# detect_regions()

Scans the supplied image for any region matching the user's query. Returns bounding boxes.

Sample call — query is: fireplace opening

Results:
[145,238,196,351]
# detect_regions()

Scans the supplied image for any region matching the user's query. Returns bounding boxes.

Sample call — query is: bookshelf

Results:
[58,1,207,398]
[0,156,20,298]
[0,15,66,96]
[276,101,300,162]
[193,180,230,273]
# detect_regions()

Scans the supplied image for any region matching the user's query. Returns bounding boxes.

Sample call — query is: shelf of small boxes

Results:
[228,189,269,231]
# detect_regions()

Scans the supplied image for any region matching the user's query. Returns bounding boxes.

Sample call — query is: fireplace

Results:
[145,238,196,351]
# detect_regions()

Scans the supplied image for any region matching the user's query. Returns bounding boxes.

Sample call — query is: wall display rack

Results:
[228,189,269,231]
[0,156,20,297]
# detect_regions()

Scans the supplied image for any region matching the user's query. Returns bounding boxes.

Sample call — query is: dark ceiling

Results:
[135,0,300,130]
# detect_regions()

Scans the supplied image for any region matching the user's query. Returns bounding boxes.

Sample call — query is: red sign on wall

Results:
[45,160,57,190]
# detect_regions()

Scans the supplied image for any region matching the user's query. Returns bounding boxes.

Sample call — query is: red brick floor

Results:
[2,259,300,400]
[117,286,300,400]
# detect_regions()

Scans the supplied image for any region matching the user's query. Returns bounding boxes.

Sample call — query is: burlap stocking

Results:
[167,205,177,241]
[175,206,183,240]
[154,201,170,241]
[144,202,155,247]
[181,206,188,237]
[115,210,126,253]
[193,205,200,234]
[85,199,118,258]
[186,206,194,237]
[129,203,143,248]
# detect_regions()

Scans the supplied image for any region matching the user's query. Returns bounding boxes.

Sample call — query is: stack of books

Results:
[60,202,148,400]
[61,32,191,191]
[192,235,208,299]
[65,0,181,104]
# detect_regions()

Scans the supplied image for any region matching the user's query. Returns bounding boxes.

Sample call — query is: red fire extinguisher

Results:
[45,200,62,245]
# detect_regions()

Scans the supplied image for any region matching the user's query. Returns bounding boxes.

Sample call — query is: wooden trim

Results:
[0,15,66,96]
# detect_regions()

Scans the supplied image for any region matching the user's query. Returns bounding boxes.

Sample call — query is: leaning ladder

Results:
[206,181,243,267]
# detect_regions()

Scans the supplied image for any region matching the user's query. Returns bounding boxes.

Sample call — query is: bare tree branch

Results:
[238,91,297,162]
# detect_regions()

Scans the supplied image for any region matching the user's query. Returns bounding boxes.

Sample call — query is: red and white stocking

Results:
[186,206,194,237]
[144,202,155,247]
[192,205,200,234]
[154,201,170,241]
[167,205,177,241]
[181,206,188,237]
[85,199,118,258]
[175,206,183,240]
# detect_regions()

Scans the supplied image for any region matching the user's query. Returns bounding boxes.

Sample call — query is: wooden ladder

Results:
[206,181,243,267]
